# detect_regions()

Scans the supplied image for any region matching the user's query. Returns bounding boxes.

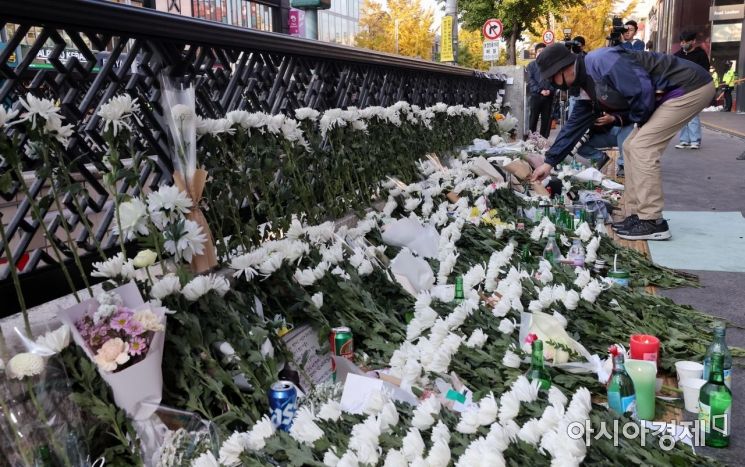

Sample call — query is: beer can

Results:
[330,326,354,381]
[267,380,297,431]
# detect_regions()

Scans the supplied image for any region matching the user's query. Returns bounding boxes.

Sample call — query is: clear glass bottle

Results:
[703,322,732,388]
[607,354,635,415]
[542,234,562,264]
[566,238,585,268]
[525,340,552,390]
[699,352,732,448]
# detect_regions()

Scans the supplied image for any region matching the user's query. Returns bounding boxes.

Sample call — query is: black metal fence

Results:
[0,0,504,314]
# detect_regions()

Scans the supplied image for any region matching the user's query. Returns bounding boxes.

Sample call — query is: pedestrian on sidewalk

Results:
[526,43,554,138]
[530,44,714,241]
[674,31,710,150]
[721,61,736,112]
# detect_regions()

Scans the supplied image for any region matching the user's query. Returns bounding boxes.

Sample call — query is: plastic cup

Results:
[675,361,704,383]
[680,378,707,413]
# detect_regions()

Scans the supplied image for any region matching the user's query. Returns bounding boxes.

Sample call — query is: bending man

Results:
[530,44,713,240]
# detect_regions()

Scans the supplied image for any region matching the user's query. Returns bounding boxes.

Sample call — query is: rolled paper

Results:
[173,169,219,274]
[629,334,660,367]
[625,359,657,420]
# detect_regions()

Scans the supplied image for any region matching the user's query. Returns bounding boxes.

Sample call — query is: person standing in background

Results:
[527,43,554,138]
[721,62,736,112]
[621,20,645,51]
[674,31,710,150]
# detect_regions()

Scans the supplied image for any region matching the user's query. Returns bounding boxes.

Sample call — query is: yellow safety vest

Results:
[723,69,736,87]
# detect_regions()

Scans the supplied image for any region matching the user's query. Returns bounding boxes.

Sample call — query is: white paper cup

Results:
[675,361,704,383]
[680,378,707,413]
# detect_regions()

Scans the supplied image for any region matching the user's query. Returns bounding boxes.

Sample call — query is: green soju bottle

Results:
[699,352,732,448]
[607,354,635,415]
[34,445,54,467]
[453,276,465,304]
[525,339,551,390]
[703,322,732,388]
[542,234,562,264]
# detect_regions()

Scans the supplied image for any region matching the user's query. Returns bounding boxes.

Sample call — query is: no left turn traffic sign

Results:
[482,19,503,40]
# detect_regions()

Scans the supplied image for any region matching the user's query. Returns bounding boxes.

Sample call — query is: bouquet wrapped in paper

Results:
[0,325,89,466]
[160,75,218,273]
[58,281,167,420]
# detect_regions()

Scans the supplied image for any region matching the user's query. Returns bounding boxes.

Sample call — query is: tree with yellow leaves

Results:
[529,0,638,51]
[356,0,435,60]
[457,28,507,70]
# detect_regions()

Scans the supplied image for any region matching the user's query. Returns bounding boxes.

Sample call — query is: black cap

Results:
[535,44,576,81]
[573,36,586,46]
[679,31,697,42]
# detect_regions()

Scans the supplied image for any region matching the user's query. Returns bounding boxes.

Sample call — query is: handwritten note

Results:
[281,323,332,391]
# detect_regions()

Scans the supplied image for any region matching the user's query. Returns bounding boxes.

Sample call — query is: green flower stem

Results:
[12,166,80,303]
[0,394,33,466]
[68,193,107,260]
[0,217,31,337]
[26,379,72,467]
[44,152,93,297]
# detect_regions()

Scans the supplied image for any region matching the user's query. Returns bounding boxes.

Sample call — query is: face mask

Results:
[682,43,692,51]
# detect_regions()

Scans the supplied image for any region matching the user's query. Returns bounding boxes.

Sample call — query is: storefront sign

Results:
[290,0,330,10]
[441,15,454,62]
[710,4,745,21]
[289,9,301,36]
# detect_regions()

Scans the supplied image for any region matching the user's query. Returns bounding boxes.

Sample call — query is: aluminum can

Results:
[330,326,354,381]
[267,380,297,431]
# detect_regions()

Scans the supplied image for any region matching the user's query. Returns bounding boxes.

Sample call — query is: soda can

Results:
[267,380,297,431]
[330,326,354,381]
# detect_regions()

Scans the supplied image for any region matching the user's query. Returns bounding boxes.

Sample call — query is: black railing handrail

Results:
[0,0,479,77]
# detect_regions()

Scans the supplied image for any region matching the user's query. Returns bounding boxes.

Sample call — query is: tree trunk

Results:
[507,24,520,65]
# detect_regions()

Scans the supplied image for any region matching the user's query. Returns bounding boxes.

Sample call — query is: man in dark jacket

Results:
[526,43,554,138]
[530,44,714,240]
[620,20,645,51]
[674,31,710,149]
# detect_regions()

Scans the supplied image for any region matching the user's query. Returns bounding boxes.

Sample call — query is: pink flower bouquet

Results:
[58,281,168,420]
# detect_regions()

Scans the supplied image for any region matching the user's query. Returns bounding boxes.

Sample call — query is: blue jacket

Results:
[544,47,712,166]
[621,39,645,51]
[527,59,554,96]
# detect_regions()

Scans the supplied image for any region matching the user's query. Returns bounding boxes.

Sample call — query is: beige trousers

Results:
[622,84,716,220]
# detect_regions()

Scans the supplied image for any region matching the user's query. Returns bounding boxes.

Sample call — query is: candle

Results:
[625,359,657,420]
[629,334,660,366]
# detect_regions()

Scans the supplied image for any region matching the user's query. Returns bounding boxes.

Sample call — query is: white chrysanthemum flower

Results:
[585,236,600,264]
[246,415,275,451]
[196,117,235,137]
[552,310,568,328]
[7,353,45,379]
[43,116,74,145]
[290,406,324,446]
[35,325,70,354]
[401,427,425,461]
[580,279,604,303]
[218,431,249,466]
[98,94,140,136]
[258,252,284,275]
[163,219,207,263]
[562,289,580,310]
[498,390,521,424]
[499,317,518,335]
[404,197,421,212]
[323,447,340,467]
[310,291,323,310]
[411,396,440,430]
[91,252,136,280]
[364,390,386,415]
[383,449,407,467]
[465,328,488,348]
[477,392,499,426]
[171,104,194,123]
[113,197,149,240]
[456,408,481,434]
[548,386,568,408]
[147,185,193,229]
[378,400,399,431]
[150,274,181,300]
[517,418,543,446]
[229,249,265,282]
[295,107,320,121]
[512,376,540,403]
[0,106,18,127]
[18,94,61,130]
[210,274,230,297]
[431,421,450,446]
[181,274,227,301]
[574,222,593,242]
[573,268,592,289]
[191,451,219,467]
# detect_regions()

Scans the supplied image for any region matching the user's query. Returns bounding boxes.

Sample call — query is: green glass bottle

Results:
[453,276,465,304]
[525,340,551,390]
[698,352,732,448]
[703,322,732,388]
[542,234,562,264]
[34,445,54,467]
[607,354,635,415]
